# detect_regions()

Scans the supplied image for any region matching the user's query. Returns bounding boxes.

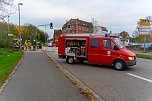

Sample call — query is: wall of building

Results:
[93,26,108,34]
[62,19,93,34]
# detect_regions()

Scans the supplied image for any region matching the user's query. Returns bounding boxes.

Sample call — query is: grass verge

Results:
[136,54,152,60]
[0,49,23,86]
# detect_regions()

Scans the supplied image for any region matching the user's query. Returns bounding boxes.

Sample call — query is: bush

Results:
[136,54,152,60]
[0,34,12,49]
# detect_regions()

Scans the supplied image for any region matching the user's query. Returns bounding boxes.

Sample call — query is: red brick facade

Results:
[54,29,62,41]
[62,18,93,34]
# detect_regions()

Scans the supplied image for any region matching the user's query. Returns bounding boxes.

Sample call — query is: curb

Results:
[0,52,24,95]
[45,51,104,101]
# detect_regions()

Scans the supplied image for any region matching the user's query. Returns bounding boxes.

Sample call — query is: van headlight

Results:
[128,57,134,60]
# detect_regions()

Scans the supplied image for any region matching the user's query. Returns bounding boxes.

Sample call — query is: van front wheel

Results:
[113,60,126,71]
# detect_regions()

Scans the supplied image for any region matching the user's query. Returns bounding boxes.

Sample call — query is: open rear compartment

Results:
[65,38,87,59]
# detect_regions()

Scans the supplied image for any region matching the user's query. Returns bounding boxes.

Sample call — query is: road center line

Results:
[127,73,152,83]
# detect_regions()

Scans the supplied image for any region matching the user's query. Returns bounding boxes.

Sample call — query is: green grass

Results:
[136,54,152,60]
[0,49,23,86]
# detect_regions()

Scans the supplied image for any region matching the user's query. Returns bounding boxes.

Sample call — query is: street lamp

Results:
[18,3,23,50]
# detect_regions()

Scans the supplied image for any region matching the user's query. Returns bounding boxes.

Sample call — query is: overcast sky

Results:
[7,0,152,37]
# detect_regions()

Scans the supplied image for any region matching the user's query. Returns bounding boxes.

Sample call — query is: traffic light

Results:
[50,23,53,29]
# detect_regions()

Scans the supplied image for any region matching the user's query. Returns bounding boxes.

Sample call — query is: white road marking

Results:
[127,73,152,83]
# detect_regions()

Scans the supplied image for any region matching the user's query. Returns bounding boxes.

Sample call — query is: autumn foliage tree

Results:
[136,35,152,43]
[0,22,48,48]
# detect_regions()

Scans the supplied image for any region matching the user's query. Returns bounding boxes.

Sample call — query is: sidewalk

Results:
[131,50,152,56]
[0,51,88,101]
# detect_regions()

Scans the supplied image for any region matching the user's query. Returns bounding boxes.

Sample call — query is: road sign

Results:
[139,32,150,35]
[139,19,150,26]
[8,34,13,36]
[139,28,150,32]
[139,26,150,29]
[138,24,151,35]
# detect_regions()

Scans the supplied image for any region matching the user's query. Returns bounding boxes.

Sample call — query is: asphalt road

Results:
[0,51,89,101]
[45,47,152,101]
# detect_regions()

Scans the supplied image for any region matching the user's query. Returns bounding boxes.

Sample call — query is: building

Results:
[110,32,130,46]
[54,29,62,41]
[93,26,108,34]
[62,18,93,34]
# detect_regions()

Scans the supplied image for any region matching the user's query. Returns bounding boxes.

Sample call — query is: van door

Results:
[99,39,118,65]
[88,38,100,64]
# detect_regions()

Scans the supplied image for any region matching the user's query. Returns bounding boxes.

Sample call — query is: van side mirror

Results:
[114,45,119,50]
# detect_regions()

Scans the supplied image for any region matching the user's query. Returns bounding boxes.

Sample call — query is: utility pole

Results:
[7,15,10,34]
[18,3,23,50]
[5,15,10,48]
[45,25,47,45]
[143,34,146,52]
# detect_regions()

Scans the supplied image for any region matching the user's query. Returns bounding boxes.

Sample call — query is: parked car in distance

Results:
[48,41,53,47]
[128,42,135,47]
[52,41,58,47]
[140,43,152,50]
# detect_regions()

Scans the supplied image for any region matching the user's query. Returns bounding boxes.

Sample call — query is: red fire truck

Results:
[58,34,136,71]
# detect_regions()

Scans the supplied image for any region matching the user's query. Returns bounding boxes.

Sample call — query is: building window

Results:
[71,20,75,24]
[72,26,74,30]
[90,39,99,48]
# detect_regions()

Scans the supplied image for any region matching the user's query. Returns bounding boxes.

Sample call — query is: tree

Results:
[137,35,152,43]
[0,0,14,21]
[0,22,48,48]
[120,31,129,40]
[119,31,130,45]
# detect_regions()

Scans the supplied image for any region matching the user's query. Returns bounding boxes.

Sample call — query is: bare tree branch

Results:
[0,0,14,21]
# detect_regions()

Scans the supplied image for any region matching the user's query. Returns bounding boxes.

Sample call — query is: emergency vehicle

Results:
[58,34,136,71]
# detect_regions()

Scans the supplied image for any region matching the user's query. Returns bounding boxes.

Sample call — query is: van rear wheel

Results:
[67,57,75,64]
[113,60,126,71]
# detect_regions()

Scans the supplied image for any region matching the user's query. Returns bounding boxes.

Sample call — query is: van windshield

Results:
[114,38,125,49]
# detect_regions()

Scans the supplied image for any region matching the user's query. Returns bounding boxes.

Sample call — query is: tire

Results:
[67,57,75,64]
[113,60,126,71]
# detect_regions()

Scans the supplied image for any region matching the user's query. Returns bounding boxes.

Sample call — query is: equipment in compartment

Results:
[65,39,86,57]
